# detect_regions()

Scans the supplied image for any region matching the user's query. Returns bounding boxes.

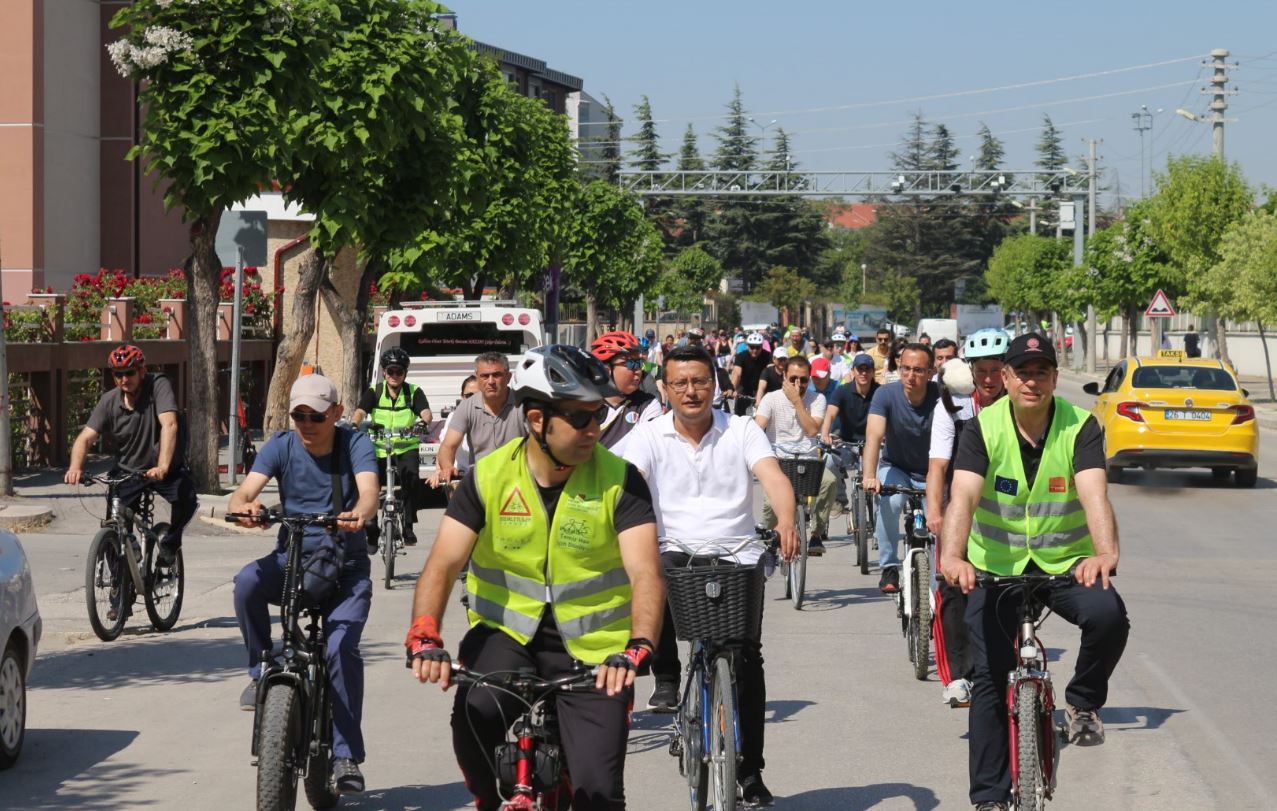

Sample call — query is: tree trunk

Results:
[1120,308,1132,357]
[1216,317,1231,365]
[1259,321,1276,402]
[264,249,329,433]
[319,260,375,410]
[585,291,600,344]
[186,211,224,493]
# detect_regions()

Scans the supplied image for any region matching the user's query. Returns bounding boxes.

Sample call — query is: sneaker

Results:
[403,531,417,546]
[807,534,826,557]
[331,757,365,795]
[942,678,972,708]
[974,803,1008,811]
[459,592,470,610]
[879,566,900,594]
[740,772,774,807]
[156,543,179,569]
[239,679,258,711]
[1066,705,1105,746]
[830,500,847,518]
[647,679,680,713]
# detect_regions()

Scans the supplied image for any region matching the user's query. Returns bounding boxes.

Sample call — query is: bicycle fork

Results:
[1006,631,1058,799]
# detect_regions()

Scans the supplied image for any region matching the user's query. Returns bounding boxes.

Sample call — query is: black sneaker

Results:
[807,534,826,557]
[403,531,417,546]
[156,543,179,569]
[879,566,900,594]
[331,758,365,795]
[740,772,774,807]
[239,679,258,711]
[974,803,1008,811]
[647,679,680,713]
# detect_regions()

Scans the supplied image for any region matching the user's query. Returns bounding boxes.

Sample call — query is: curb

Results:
[0,505,54,532]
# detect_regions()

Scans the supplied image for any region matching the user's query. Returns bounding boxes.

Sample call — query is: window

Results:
[1102,363,1125,393]
[1130,365,1236,391]
[400,323,527,357]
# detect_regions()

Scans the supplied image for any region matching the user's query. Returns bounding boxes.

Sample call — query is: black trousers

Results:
[965,568,1130,805]
[114,468,197,549]
[934,581,972,685]
[733,395,756,417]
[652,552,767,776]
[452,621,631,811]
[366,449,420,544]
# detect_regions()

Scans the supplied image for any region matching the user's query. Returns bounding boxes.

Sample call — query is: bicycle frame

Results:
[96,473,154,594]
[881,487,935,623]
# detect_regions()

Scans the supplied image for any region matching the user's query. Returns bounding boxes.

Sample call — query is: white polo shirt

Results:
[623,409,775,563]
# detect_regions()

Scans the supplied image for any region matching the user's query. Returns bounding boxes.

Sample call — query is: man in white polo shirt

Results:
[623,344,798,809]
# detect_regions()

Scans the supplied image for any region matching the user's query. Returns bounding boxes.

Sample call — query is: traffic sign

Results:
[1145,289,1176,318]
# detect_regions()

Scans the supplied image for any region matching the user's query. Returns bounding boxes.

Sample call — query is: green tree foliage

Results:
[890,113,930,171]
[668,124,708,248]
[753,130,829,279]
[653,246,723,315]
[974,123,1005,171]
[1202,209,1277,396]
[749,266,816,319]
[985,234,1073,318]
[703,86,767,289]
[629,95,667,171]
[1035,114,1067,171]
[711,85,758,172]
[814,227,866,301]
[581,94,622,184]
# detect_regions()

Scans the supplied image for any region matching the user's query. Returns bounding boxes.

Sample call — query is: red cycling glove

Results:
[405,616,449,667]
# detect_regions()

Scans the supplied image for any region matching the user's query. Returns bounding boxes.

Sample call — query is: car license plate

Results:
[1165,409,1211,421]
[437,310,478,322]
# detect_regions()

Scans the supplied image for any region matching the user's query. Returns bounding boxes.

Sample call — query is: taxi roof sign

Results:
[1145,289,1176,318]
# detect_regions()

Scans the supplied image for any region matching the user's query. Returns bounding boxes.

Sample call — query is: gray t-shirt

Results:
[868,380,940,477]
[447,390,526,464]
[86,374,181,473]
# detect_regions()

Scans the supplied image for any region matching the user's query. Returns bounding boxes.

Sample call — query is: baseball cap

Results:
[810,357,831,379]
[852,353,875,369]
[290,373,340,412]
[1004,332,1057,369]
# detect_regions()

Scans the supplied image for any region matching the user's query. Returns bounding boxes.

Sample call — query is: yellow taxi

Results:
[1082,350,1259,487]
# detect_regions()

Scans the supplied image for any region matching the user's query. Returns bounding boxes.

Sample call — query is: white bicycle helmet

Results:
[511,345,619,406]
[830,332,848,343]
[745,332,766,347]
[963,328,1011,360]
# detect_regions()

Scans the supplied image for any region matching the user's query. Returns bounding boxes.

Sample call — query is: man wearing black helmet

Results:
[406,345,664,811]
[351,347,432,548]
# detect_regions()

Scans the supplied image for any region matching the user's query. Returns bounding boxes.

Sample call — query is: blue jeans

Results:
[874,463,927,571]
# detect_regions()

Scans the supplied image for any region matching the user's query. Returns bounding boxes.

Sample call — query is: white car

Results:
[1,531,40,769]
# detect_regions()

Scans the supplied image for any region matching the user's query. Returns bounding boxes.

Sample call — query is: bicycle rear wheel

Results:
[85,529,129,641]
[257,683,302,811]
[709,655,738,811]
[1013,682,1047,811]
[143,524,184,632]
[910,551,931,680]
[788,505,808,609]
[681,666,709,811]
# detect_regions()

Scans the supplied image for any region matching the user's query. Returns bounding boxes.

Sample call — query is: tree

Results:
[107,0,329,490]
[985,234,1072,322]
[628,95,667,171]
[974,123,1005,171]
[1084,201,1175,356]
[748,266,816,323]
[1035,114,1067,171]
[653,246,723,315]
[928,123,960,189]
[753,130,829,279]
[581,94,622,184]
[890,113,930,171]
[703,86,768,289]
[668,124,708,247]
[1201,209,1277,398]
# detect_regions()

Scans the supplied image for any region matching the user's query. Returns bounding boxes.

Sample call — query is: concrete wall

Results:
[1097,327,1277,382]
[0,0,42,296]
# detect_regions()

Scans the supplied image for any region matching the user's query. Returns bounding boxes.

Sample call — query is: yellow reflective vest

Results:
[467,438,632,664]
[968,397,1095,575]
[368,382,420,458]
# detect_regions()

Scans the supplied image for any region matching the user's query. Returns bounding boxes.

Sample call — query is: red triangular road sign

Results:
[1145,289,1176,318]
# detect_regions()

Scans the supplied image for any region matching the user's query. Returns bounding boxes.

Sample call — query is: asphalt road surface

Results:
[6,375,1274,810]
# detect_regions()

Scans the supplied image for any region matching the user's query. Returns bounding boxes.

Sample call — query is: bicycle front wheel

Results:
[257,683,302,811]
[853,487,870,575]
[681,667,709,811]
[85,529,129,641]
[143,524,184,632]
[787,506,808,609]
[709,655,738,811]
[381,510,399,590]
[1013,682,1047,811]
[910,552,931,680]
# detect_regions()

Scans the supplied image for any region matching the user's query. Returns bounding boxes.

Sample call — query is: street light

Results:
[1176,108,1199,122]
[861,263,867,295]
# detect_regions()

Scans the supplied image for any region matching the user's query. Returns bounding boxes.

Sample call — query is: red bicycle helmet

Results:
[589,330,641,362]
[107,344,146,370]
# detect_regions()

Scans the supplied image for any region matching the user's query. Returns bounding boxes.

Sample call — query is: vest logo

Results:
[500,487,532,517]
[625,411,639,424]
[1048,476,1067,493]
[994,475,1019,496]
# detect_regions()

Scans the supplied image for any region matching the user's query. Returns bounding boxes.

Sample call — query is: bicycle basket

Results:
[665,562,765,642]
[777,456,824,498]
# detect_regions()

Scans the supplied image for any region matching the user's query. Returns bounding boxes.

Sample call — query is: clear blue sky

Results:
[454,1,1277,206]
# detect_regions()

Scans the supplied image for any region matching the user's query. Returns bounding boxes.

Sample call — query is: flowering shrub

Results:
[64,268,186,341]
[221,266,274,336]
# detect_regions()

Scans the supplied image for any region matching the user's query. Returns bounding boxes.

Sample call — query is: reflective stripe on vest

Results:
[466,438,632,665]
[967,397,1095,575]
[369,383,419,458]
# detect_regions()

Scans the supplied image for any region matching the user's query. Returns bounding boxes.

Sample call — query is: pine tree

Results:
[974,122,1005,171]
[677,123,705,171]
[928,123,960,190]
[628,95,667,172]
[755,130,828,276]
[668,124,706,247]
[712,85,758,172]
[891,113,929,172]
[703,85,767,289]
[1035,114,1067,171]
[581,94,622,184]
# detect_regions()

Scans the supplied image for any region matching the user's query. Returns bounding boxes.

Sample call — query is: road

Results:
[5,375,1275,810]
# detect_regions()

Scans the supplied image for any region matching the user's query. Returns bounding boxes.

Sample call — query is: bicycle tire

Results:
[709,655,738,811]
[143,524,184,632]
[257,683,302,811]
[786,506,807,609]
[682,666,709,811]
[1013,682,1047,811]
[382,515,399,591]
[304,677,338,810]
[303,750,338,810]
[854,487,870,575]
[911,551,931,680]
[85,529,129,641]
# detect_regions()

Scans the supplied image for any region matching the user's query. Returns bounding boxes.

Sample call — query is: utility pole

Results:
[1130,106,1153,197]
[0,239,11,495]
[1029,198,1037,235]
[227,247,245,486]
[1206,48,1235,160]
[1086,139,1100,373]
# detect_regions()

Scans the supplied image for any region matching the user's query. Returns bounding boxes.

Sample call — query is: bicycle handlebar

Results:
[449,663,600,692]
[80,471,145,487]
[224,509,340,531]
[877,484,927,497]
[975,572,1076,589]
[661,530,776,563]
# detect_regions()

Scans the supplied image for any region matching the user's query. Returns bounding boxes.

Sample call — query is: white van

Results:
[371,300,543,478]
[915,318,959,345]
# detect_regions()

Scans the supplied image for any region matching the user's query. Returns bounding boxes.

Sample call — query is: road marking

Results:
[1138,651,1268,806]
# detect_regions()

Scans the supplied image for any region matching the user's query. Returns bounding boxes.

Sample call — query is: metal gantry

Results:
[618,169,1087,198]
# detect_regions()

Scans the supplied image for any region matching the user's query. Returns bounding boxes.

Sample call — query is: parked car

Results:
[1,530,40,769]
[1082,352,1259,486]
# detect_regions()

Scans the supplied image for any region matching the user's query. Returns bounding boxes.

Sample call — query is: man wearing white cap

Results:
[228,373,380,796]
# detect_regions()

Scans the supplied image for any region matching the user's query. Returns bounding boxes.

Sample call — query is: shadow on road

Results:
[767,698,815,724]
[30,636,244,690]
[340,781,473,810]
[799,585,886,611]
[1116,469,1276,491]
[1100,705,1185,731]
[780,782,940,810]
[0,728,188,809]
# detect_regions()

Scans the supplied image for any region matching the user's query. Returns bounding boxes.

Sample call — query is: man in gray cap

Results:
[228,373,380,796]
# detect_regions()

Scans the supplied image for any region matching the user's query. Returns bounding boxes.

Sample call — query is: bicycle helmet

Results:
[379,346,410,369]
[107,344,145,370]
[963,328,1011,360]
[589,330,641,362]
[830,332,848,343]
[745,332,765,347]
[511,345,619,407]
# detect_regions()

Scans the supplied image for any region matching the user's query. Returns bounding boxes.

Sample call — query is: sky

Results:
[453,1,1277,207]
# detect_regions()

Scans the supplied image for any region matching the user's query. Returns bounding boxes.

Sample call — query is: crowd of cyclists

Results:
[66,319,1127,810]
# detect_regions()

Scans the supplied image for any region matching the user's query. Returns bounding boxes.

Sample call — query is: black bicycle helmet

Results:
[379,346,410,369]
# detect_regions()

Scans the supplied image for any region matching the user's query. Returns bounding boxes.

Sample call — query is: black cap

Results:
[1004,332,1057,369]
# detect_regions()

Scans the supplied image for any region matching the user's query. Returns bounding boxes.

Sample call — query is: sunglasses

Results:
[112,369,139,379]
[612,358,643,371]
[289,411,329,424]
[384,366,406,376]
[548,405,608,429]
[787,376,810,384]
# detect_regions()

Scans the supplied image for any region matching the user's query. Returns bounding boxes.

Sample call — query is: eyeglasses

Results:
[667,377,713,393]
[897,364,931,376]
[384,366,406,376]
[111,369,138,379]
[612,358,643,371]
[548,404,608,429]
[787,376,811,384]
[876,337,890,344]
[290,410,329,424]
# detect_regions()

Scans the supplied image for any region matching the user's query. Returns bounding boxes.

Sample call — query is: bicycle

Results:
[975,571,1075,811]
[663,533,772,811]
[81,472,185,641]
[827,439,875,575]
[878,484,934,680]
[773,442,825,610]
[361,423,425,590]
[224,509,342,811]
[447,662,599,810]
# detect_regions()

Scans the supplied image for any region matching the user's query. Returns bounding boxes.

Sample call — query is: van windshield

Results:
[400,323,527,357]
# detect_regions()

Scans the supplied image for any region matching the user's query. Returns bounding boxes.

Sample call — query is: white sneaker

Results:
[942,679,972,708]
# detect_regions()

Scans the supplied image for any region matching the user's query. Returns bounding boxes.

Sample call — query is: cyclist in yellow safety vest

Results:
[405,344,665,811]
[351,347,431,549]
[939,333,1129,811]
